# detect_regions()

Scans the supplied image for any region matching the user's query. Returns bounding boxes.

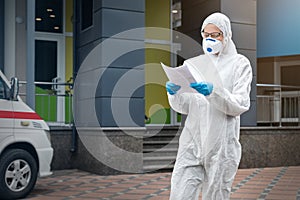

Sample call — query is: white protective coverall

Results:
[168,13,253,200]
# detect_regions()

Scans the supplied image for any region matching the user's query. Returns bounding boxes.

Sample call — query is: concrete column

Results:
[221,0,257,126]
[75,0,145,127]
[26,0,35,109]
[4,0,16,78]
[0,0,3,72]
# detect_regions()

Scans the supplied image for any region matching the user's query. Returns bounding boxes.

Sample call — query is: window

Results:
[81,0,93,30]
[0,79,9,99]
[35,0,63,33]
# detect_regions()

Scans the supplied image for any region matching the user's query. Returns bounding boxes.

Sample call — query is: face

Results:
[202,24,223,42]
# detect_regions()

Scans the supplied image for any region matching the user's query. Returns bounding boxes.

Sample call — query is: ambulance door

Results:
[0,76,14,143]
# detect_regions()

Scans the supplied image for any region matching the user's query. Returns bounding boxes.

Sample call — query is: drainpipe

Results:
[70,0,77,152]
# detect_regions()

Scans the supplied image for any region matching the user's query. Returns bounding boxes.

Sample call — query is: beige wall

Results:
[257,57,274,84]
[257,55,300,86]
[281,65,300,86]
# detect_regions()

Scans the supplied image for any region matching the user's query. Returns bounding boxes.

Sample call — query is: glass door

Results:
[35,0,65,123]
[34,36,65,123]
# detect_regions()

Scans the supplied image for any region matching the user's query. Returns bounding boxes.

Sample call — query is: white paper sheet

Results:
[161,62,198,94]
[161,55,221,94]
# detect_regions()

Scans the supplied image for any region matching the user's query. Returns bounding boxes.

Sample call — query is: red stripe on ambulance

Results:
[0,110,42,120]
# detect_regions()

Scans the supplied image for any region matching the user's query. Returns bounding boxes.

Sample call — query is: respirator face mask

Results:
[202,37,223,54]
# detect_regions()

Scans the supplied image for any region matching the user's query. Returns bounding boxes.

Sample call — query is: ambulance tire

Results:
[0,149,38,200]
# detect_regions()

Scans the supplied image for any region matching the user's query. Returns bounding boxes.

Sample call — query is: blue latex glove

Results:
[166,81,181,95]
[190,82,213,96]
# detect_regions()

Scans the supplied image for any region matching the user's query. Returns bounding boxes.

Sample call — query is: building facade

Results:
[1,0,300,174]
[0,0,260,127]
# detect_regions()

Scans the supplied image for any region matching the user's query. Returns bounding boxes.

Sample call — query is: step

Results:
[143,134,180,141]
[142,132,179,172]
[143,148,178,157]
[143,155,177,161]
[143,147,178,153]
[143,140,179,148]
[144,144,178,150]
[144,133,179,137]
[143,164,175,172]
[143,140,179,145]
[143,156,176,166]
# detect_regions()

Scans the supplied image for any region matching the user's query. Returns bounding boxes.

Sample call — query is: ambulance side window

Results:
[0,78,9,100]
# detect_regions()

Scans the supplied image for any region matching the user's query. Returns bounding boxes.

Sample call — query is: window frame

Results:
[80,0,94,32]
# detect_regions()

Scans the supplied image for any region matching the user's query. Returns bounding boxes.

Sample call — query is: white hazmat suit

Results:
[168,13,253,200]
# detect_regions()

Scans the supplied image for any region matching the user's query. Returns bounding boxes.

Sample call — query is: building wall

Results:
[50,127,300,172]
[179,0,220,43]
[4,0,16,79]
[0,0,3,72]
[256,0,300,91]
[221,0,257,126]
[257,57,275,84]
[15,0,26,81]
[74,0,145,174]
[75,0,145,127]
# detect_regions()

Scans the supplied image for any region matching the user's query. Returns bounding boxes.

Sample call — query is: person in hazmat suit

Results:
[166,12,253,200]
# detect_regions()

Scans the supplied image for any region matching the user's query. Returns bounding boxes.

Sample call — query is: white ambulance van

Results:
[0,70,53,200]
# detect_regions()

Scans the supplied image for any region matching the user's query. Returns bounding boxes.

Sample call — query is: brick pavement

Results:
[25,166,300,200]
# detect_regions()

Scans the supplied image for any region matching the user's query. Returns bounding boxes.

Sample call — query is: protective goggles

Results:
[201,31,223,39]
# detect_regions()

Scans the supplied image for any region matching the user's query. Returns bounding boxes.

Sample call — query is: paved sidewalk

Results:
[26,166,300,200]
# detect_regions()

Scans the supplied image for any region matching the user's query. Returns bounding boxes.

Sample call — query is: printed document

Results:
[161,62,199,94]
[161,55,219,94]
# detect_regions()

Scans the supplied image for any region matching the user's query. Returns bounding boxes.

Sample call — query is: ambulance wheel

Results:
[0,149,38,200]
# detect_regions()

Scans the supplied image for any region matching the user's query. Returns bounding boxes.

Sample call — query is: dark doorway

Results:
[35,40,57,90]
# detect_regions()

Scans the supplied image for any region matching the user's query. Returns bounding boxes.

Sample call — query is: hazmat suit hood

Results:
[201,12,237,63]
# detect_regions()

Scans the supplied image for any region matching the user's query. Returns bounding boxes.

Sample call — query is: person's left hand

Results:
[166,81,181,95]
[190,82,213,96]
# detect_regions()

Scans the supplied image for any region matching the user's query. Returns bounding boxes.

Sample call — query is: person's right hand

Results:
[166,81,181,95]
[190,82,213,96]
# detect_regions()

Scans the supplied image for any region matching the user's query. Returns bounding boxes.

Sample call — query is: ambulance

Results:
[0,70,53,199]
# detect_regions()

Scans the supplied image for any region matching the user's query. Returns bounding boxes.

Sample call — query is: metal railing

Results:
[19,81,73,127]
[257,84,300,126]
[17,81,300,127]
